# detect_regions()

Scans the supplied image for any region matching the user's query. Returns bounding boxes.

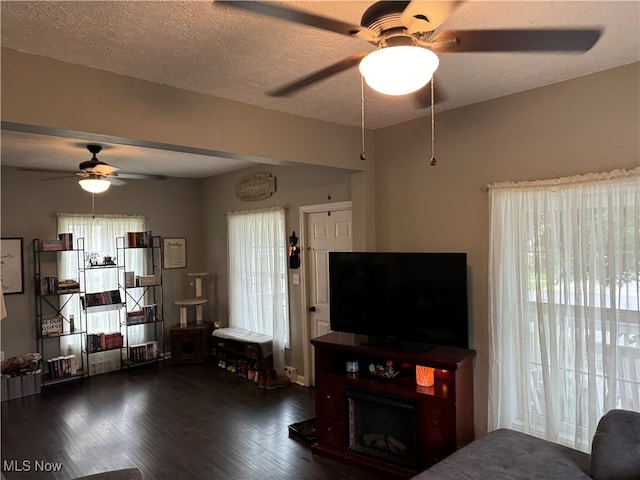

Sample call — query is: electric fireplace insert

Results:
[346,386,418,470]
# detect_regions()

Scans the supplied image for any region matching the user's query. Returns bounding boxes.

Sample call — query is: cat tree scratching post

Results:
[175,272,209,327]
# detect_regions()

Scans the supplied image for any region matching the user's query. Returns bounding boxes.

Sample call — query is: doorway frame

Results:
[299,200,352,386]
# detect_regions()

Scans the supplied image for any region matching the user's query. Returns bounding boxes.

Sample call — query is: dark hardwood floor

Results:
[1,362,389,480]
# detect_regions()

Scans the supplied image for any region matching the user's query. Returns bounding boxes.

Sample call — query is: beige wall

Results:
[1,48,367,172]
[374,62,640,436]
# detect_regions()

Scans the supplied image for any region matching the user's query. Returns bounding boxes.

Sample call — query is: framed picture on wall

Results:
[163,237,187,269]
[1,237,24,294]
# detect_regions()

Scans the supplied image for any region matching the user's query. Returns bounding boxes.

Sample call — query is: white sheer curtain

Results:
[58,214,145,375]
[488,168,640,452]
[227,207,290,372]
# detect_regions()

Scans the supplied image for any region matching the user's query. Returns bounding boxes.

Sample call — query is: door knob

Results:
[309,306,316,312]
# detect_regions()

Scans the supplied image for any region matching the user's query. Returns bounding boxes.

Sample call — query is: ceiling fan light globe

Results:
[359,46,439,96]
[79,178,111,193]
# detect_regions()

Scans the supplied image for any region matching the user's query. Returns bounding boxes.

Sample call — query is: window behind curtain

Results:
[227,207,290,371]
[488,169,640,452]
[58,214,145,374]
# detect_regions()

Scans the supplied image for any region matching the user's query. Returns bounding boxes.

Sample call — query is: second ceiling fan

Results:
[19,144,166,193]
[221,0,601,99]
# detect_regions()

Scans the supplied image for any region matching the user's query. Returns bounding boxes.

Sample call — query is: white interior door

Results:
[304,206,352,386]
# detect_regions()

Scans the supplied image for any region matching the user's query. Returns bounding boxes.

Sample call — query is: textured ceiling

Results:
[1,1,639,178]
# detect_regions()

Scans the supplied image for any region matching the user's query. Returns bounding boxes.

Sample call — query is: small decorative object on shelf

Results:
[41,316,63,337]
[416,365,435,387]
[85,251,101,267]
[369,360,399,380]
[345,360,359,374]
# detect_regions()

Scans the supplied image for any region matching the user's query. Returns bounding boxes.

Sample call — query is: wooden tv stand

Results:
[310,332,476,479]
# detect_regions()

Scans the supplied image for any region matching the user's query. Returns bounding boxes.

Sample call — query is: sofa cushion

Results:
[412,428,591,480]
[74,468,143,480]
[591,409,640,480]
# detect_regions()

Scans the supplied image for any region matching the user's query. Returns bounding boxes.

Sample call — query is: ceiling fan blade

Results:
[268,52,369,97]
[219,1,377,42]
[108,178,127,186]
[18,166,76,175]
[400,0,464,33]
[116,173,167,180]
[39,175,76,182]
[411,79,448,109]
[19,166,163,181]
[430,29,602,53]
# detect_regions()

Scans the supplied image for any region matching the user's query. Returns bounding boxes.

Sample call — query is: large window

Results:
[488,168,639,452]
[227,207,290,372]
[58,214,146,374]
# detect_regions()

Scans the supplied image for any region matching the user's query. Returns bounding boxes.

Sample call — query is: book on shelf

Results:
[81,290,122,308]
[143,304,157,323]
[126,304,157,325]
[41,239,65,251]
[128,341,158,363]
[46,355,77,379]
[39,276,80,295]
[126,231,153,248]
[37,275,67,295]
[87,332,123,353]
[138,275,157,286]
[58,233,73,250]
[123,271,135,288]
[127,310,145,325]
[56,279,80,294]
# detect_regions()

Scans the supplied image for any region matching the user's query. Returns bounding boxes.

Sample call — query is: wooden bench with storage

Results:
[212,327,273,378]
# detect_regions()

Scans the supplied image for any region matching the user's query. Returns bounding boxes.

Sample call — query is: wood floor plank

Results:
[1,363,389,480]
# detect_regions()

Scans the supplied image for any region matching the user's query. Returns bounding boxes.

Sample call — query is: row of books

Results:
[126,304,158,325]
[87,332,123,353]
[126,231,153,248]
[38,275,80,295]
[81,290,122,308]
[41,233,74,251]
[47,355,77,379]
[129,341,158,363]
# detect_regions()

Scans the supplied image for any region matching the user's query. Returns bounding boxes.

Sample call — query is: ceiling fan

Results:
[221,0,602,99]
[19,144,166,193]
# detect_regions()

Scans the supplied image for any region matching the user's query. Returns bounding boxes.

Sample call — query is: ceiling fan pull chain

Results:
[430,76,437,166]
[360,75,367,161]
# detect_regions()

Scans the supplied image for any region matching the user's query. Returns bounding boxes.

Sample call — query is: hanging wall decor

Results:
[1,237,24,294]
[235,173,276,201]
[289,231,300,269]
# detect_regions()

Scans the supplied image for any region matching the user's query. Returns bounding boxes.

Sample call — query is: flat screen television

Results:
[329,252,469,350]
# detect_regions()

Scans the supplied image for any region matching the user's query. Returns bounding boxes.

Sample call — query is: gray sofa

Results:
[1,469,141,480]
[412,409,640,480]
[75,469,142,480]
